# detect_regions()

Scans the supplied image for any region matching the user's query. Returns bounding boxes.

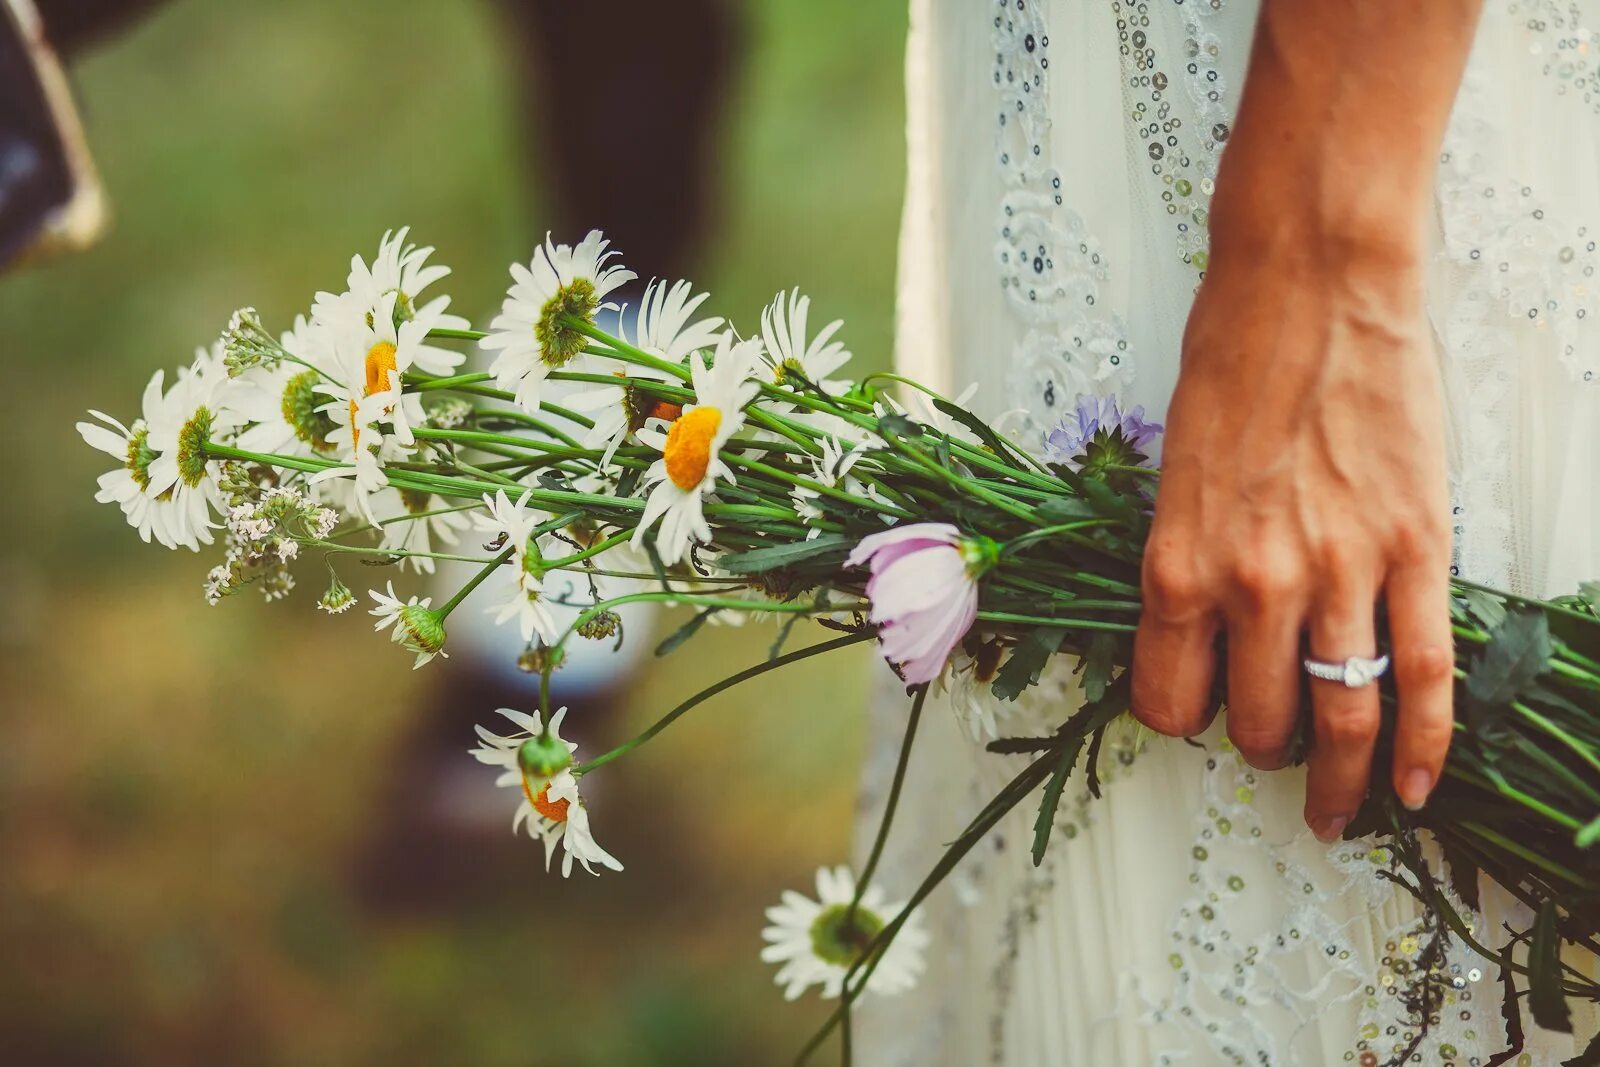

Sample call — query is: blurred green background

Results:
[0,1,905,1062]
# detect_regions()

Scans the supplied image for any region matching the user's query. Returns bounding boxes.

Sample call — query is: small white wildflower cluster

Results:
[204,484,337,605]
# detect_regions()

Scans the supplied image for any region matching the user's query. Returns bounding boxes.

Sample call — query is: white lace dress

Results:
[856,3,1600,1064]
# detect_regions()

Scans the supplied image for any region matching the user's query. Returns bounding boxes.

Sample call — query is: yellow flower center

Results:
[522,778,570,823]
[349,341,401,450]
[364,341,399,395]
[663,406,721,490]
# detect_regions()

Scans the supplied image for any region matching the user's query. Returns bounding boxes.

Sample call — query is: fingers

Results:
[1303,586,1381,842]
[1132,549,1220,737]
[1223,592,1308,770]
[1384,560,1455,809]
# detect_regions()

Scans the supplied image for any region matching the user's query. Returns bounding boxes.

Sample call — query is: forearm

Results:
[1212,0,1483,266]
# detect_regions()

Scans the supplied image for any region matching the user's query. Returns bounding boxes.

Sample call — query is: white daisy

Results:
[142,344,244,550]
[471,489,558,644]
[760,866,928,1001]
[307,320,420,524]
[78,369,186,549]
[481,230,636,411]
[789,436,885,539]
[564,277,723,466]
[469,707,623,877]
[761,288,851,394]
[631,333,763,565]
[373,487,472,574]
[312,227,468,377]
[232,314,340,459]
[368,580,447,668]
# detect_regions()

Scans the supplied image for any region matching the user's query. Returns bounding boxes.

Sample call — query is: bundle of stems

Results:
[89,255,1600,1063]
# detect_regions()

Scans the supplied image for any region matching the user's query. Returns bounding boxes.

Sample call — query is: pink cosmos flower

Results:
[847,522,992,684]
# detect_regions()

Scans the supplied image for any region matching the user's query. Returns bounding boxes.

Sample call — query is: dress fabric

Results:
[856,3,1600,1065]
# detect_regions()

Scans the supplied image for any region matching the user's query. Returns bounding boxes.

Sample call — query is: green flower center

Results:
[365,288,415,330]
[774,356,810,387]
[281,370,338,453]
[535,277,598,368]
[176,406,215,489]
[1075,428,1151,479]
[124,425,157,491]
[808,903,885,968]
[399,487,433,515]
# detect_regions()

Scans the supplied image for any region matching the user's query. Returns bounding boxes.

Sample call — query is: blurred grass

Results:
[0,1,905,1063]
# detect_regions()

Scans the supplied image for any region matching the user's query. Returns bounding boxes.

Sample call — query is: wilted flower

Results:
[469,707,622,877]
[847,522,994,684]
[369,581,447,668]
[760,865,927,1001]
[1043,393,1162,475]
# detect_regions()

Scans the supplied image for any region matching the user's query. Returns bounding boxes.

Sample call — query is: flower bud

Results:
[399,604,447,658]
[517,733,573,780]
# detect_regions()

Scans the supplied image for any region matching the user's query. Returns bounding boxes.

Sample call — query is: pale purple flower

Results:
[847,522,991,684]
[1043,393,1162,473]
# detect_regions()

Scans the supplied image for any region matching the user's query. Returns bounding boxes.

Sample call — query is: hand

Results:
[1129,233,1455,842]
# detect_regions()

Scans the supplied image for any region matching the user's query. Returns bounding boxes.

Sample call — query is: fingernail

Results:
[1310,815,1350,843]
[1399,769,1434,811]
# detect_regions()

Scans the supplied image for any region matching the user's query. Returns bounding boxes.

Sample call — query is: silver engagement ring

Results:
[1303,654,1391,689]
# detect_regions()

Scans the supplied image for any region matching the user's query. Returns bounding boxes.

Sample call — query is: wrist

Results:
[1207,129,1432,280]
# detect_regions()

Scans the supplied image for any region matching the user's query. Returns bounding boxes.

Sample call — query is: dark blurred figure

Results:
[498,0,740,287]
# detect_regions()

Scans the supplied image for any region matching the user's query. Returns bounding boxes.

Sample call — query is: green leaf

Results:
[985,734,1058,755]
[1079,476,1137,523]
[654,608,716,656]
[1465,610,1553,732]
[1076,632,1118,704]
[1034,495,1099,524]
[931,396,1024,463]
[1463,587,1509,630]
[1580,581,1600,617]
[876,413,924,440]
[1529,899,1574,1033]
[1578,815,1600,850]
[1084,726,1106,799]
[1032,732,1087,867]
[1563,1027,1600,1067]
[991,628,1060,702]
[1486,962,1525,1067]
[717,533,850,575]
[1030,676,1130,865]
[1440,837,1483,913]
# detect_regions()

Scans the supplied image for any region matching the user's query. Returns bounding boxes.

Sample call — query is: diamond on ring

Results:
[1303,654,1391,689]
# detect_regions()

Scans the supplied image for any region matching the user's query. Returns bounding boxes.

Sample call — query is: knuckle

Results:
[1389,512,1449,565]
[1144,548,1206,616]
[1400,716,1455,758]
[1396,644,1454,688]
[1309,533,1365,578]
[1318,703,1379,750]
[1230,552,1302,605]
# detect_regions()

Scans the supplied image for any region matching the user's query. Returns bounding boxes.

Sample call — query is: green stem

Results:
[848,684,927,923]
[572,633,872,774]
[439,549,513,619]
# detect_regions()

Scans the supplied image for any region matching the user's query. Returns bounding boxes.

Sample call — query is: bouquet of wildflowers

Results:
[80,228,1600,1063]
